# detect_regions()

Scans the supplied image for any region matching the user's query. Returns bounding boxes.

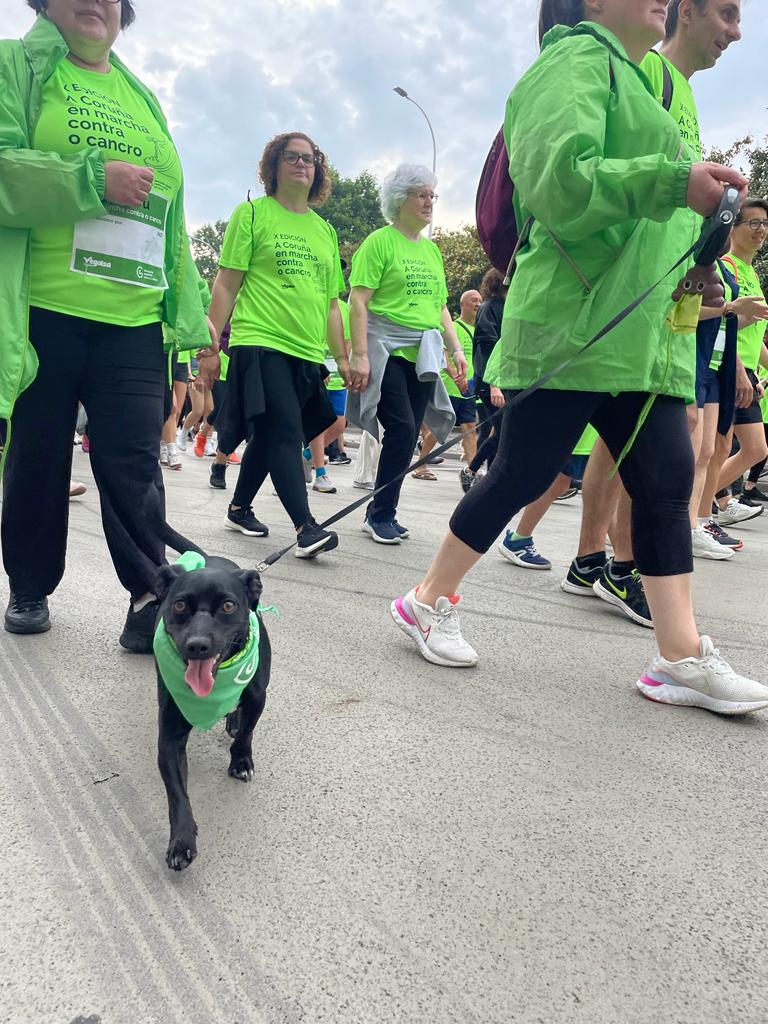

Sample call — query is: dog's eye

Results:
[172,600,187,613]
[221,600,237,614]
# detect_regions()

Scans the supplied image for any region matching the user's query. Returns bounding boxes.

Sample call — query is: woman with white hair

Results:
[348,165,468,544]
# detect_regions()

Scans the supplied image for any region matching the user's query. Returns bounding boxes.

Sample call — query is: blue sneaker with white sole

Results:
[362,518,401,544]
[498,533,552,570]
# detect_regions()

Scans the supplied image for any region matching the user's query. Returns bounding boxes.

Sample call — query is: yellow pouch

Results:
[666,294,703,334]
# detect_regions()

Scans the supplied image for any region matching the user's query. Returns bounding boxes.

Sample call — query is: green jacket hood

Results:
[541,20,629,62]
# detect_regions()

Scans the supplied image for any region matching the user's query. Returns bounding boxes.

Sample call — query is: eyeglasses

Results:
[409,191,438,203]
[282,151,316,166]
[739,218,768,231]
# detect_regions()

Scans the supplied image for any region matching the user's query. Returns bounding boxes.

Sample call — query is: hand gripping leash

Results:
[254,191,735,573]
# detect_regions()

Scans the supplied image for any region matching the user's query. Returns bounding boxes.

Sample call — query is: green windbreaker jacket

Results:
[487,22,700,400]
[0,16,210,428]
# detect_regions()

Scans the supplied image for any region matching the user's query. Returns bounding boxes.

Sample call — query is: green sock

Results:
[511,532,532,543]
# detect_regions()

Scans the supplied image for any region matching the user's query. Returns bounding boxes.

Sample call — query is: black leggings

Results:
[231,352,312,529]
[747,424,768,484]
[370,356,433,522]
[2,307,168,598]
[451,389,694,577]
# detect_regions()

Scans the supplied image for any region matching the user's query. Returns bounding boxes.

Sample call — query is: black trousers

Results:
[370,356,433,522]
[2,307,168,599]
[451,389,694,577]
[230,350,315,529]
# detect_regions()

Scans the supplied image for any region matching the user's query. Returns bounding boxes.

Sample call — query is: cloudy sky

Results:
[6,1,768,231]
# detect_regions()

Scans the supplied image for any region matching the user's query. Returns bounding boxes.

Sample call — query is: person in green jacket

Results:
[1,2,216,650]
[390,0,768,716]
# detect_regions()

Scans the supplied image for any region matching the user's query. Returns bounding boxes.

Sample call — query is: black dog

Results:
[153,555,271,871]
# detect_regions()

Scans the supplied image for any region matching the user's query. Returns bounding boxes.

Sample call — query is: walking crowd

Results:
[2,0,768,717]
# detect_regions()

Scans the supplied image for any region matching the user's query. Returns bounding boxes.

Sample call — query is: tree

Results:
[321,166,386,266]
[432,224,491,314]
[190,220,228,284]
[704,135,768,287]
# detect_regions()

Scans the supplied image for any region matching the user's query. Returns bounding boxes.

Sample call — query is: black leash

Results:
[255,192,738,574]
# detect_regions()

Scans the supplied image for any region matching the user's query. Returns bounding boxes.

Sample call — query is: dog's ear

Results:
[154,564,187,601]
[236,569,263,610]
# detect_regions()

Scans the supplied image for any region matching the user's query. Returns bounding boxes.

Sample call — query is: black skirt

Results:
[217,345,336,452]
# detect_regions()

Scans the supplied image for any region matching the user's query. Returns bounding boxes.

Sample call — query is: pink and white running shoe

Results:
[390,588,478,668]
[637,636,768,715]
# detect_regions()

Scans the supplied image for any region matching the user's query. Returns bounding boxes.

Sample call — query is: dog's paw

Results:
[166,834,198,871]
[228,755,255,782]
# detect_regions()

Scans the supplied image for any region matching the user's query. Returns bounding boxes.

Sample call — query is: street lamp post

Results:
[394,86,437,238]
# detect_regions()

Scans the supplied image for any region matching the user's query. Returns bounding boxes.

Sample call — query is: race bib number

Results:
[71,192,169,289]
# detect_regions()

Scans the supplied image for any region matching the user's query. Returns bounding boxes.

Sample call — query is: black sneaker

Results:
[328,452,352,466]
[593,561,653,629]
[554,487,579,502]
[743,486,768,502]
[459,466,476,494]
[560,557,605,596]
[4,593,50,635]
[119,599,159,653]
[210,463,227,489]
[295,519,338,559]
[361,517,401,544]
[224,505,269,536]
[702,519,743,550]
[738,491,762,508]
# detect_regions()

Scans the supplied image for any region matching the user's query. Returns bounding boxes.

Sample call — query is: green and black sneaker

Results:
[561,554,606,596]
[593,560,653,629]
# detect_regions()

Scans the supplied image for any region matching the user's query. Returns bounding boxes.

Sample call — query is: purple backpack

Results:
[475,127,523,280]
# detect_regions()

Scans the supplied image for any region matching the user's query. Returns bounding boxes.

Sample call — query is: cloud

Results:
[4,1,767,229]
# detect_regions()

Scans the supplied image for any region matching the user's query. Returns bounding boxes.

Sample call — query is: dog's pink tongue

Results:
[184,658,217,697]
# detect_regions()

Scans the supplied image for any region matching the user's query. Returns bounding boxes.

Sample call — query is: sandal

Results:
[412,467,437,481]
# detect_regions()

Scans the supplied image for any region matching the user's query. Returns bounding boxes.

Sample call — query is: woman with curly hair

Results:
[208,132,347,559]
[1,0,215,650]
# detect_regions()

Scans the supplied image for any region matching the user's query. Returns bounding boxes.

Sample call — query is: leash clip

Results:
[255,560,269,574]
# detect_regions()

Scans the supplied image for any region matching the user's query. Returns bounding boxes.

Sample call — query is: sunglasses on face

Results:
[282,151,316,166]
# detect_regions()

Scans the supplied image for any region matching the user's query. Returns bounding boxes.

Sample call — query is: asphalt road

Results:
[2,445,768,1024]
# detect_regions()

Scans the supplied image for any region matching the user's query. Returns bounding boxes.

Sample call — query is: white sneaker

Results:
[159,442,169,466]
[176,427,187,452]
[637,636,768,715]
[353,480,375,491]
[390,588,478,668]
[312,473,337,494]
[717,498,763,526]
[166,441,182,471]
[691,525,733,560]
[204,435,217,457]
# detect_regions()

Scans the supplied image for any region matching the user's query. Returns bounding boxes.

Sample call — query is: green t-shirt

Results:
[641,51,702,160]
[723,254,768,372]
[324,298,350,391]
[30,58,182,326]
[219,196,345,363]
[443,319,474,398]
[350,226,448,362]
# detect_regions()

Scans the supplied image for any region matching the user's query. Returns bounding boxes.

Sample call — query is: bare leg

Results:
[459,422,477,466]
[607,487,634,562]
[716,422,768,500]
[420,428,438,460]
[700,429,731,517]
[516,472,571,537]
[182,386,204,434]
[418,530,483,607]
[690,404,718,527]
[641,574,699,662]
[577,438,622,556]
[309,435,325,471]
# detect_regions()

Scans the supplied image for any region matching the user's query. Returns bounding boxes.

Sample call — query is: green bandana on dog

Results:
[154,611,260,730]
[152,552,260,730]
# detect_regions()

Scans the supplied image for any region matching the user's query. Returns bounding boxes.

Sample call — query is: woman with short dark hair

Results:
[208,131,347,559]
[1,0,215,650]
